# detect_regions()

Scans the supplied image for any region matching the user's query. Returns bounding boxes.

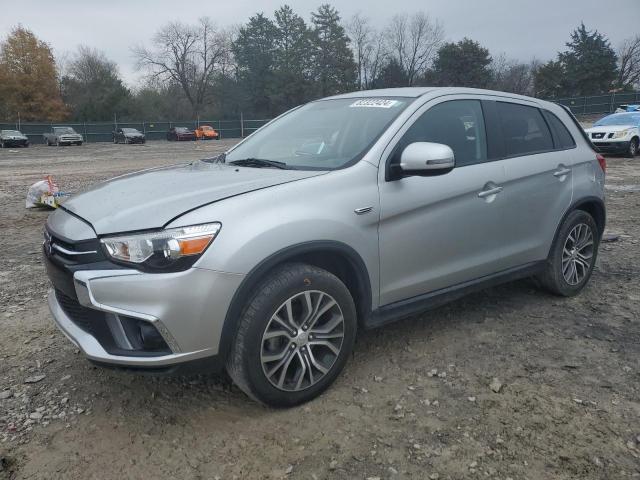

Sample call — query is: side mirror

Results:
[399,142,455,175]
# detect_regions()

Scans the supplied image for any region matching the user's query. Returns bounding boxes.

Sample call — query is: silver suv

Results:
[44,88,606,406]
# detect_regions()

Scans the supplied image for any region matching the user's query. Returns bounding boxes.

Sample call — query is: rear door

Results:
[491,100,574,264]
[378,97,512,306]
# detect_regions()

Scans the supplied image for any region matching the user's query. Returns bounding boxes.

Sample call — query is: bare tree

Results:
[616,35,640,90]
[132,18,229,114]
[346,13,388,89]
[491,53,535,96]
[385,12,444,86]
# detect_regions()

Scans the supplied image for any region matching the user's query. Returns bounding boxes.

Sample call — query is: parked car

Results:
[0,129,29,148]
[113,127,146,144]
[44,87,605,407]
[584,112,640,157]
[194,125,220,140]
[43,126,83,146]
[167,127,196,141]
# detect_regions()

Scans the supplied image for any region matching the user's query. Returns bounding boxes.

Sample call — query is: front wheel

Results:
[227,263,357,407]
[626,138,638,158]
[536,210,600,296]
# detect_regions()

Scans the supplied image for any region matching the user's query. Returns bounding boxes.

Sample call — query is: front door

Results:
[378,98,511,306]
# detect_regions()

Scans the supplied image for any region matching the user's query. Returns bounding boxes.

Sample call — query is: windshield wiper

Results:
[201,152,226,164]
[228,158,287,169]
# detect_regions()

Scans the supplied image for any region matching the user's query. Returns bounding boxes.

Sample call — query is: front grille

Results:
[55,289,104,333]
[44,229,105,265]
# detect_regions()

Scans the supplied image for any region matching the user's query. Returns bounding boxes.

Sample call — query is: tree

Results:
[310,4,357,97]
[133,18,230,116]
[0,26,67,121]
[385,12,444,86]
[616,35,640,90]
[271,5,314,111]
[346,13,387,90]
[491,54,536,95]
[61,46,130,121]
[373,58,408,88]
[232,13,279,116]
[533,60,565,98]
[431,38,492,88]
[559,23,617,96]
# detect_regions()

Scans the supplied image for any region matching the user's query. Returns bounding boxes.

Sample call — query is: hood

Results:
[585,124,636,133]
[2,133,27,139]
[125,133,144,137]
[62,161,325,235]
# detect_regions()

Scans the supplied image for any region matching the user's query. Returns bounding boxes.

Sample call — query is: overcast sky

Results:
[2,0,638,86]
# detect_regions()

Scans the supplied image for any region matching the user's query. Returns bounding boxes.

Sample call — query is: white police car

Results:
[585,112,640,157]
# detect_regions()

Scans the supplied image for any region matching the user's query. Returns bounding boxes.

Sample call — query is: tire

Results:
[113,136,118,144]
[227,263,357,407]
[626,137,638,158]
[536,210,600,297]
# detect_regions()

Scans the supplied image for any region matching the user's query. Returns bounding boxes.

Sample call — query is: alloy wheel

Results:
[562,223,594,285]
[260,290,345,392]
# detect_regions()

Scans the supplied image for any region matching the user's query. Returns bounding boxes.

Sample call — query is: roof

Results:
[322,87,544,104]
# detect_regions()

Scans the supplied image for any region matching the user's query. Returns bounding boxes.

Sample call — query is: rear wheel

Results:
[537,210,599,296]
[626,137,638,158]
[227,263,357,407]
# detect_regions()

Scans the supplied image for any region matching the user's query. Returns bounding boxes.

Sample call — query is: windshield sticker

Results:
[350,99,399,109]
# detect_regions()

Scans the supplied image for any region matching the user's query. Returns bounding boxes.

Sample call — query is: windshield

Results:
[2,130,22,135]
[594,113,640,127]
[122,128,139,133]
[175,127,189,132]
[54,127,76,134]
[201,126,213,130]
[225,97,412,170]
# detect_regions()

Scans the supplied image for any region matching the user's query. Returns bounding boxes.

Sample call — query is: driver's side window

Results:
[394,100,488,168]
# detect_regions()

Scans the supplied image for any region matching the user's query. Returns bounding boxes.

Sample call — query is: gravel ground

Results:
[0,141,639,480]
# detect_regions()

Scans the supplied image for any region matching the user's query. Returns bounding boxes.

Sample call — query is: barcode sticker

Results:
[350,99,399,109]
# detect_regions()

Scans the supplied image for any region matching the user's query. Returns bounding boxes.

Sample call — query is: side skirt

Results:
[365,261,546,330]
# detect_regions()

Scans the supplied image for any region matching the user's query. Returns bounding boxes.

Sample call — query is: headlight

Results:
[101,223,221,271]
[612,129,632,139]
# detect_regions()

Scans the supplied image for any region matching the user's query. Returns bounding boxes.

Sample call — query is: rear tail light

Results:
[596,153,606,174]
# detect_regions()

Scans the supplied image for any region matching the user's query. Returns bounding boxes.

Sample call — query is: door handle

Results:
[553,168,571,177]
[478,186,503,198]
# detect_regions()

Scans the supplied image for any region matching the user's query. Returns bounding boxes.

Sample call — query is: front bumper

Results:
[593,140,630,154]
[47,266,244,368]
[2,138,28,146]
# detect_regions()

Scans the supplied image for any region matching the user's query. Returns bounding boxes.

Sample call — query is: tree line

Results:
[1,4,639,123]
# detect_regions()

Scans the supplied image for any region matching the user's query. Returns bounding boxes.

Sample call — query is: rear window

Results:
[543,111,576,149]
[497,102,554,157]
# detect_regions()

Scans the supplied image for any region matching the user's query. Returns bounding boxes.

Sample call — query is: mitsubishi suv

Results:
[44,88,606,407]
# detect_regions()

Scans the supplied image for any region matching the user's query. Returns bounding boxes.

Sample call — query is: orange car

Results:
[194,125,220,140]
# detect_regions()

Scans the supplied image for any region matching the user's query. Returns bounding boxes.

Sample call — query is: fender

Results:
[218,240,373,362]
[548,195,606,259]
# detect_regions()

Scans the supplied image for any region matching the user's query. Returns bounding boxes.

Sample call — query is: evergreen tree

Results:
[533,60,566,98]
[431,38,492,88]
[232,13,279,116]
[271,5,314,112]
[374,59,408,88]
[310,4,357,97]
[559,23,618,96]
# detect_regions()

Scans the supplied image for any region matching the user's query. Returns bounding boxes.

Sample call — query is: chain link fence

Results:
[0,118,271,144]
[555,91,640,115]
[2,91,640,143]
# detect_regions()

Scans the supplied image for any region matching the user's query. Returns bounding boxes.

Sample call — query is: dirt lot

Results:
[0,141,639,480]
